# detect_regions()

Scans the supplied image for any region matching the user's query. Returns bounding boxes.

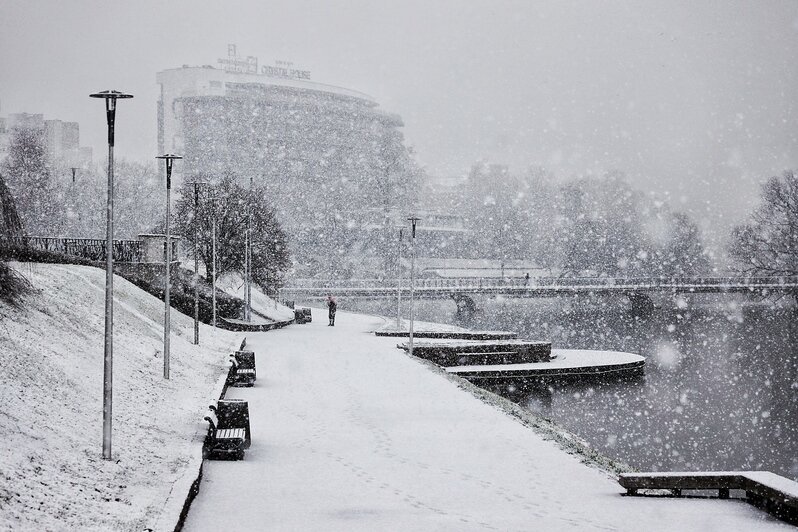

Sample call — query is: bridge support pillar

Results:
[628,292,655,317]
[451,294,478,325]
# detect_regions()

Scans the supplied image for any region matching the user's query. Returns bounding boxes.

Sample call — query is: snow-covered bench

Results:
[226,350,256,387]
[619,471,798,524]
[203,410,247,460]
[204,399,252,460]
[294,307,312,324]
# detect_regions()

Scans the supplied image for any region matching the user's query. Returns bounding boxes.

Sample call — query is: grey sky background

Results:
[1,1,797,243]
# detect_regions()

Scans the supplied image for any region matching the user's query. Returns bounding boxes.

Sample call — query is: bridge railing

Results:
[283,275,798,291]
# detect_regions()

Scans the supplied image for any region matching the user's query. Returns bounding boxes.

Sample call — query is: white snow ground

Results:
[183,310,791,531]
[0,263,242,531]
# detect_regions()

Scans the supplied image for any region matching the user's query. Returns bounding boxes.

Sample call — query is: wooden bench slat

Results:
[216,428,246,440]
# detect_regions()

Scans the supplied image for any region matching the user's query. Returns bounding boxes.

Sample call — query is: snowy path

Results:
[183,311,789,531]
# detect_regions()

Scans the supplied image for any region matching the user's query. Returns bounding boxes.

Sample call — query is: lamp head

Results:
[90,90,133,111]
[156,154,183,188]
[156,153,183,161]
[407,215,421,238]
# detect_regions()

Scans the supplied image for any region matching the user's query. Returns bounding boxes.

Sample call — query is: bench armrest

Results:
[204,411,219,430]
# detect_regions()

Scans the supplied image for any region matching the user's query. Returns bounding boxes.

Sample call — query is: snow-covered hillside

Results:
[0,263,241,531]
[215,272,295,322]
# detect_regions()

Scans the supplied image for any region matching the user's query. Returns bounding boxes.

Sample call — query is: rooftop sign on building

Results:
[217,44,311,80]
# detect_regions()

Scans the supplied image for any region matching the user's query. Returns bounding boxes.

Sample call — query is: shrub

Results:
[0,262,29,306]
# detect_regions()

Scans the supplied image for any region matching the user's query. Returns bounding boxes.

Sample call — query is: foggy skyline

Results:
[2,0,797,240]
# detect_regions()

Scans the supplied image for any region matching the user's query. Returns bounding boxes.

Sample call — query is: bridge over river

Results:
[282,276,798,315]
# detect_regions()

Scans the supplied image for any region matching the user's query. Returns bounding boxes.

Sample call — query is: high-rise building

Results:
[156,50,417,229]
[157,49,422,275]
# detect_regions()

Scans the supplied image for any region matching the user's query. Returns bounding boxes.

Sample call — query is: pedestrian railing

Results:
[5,236,142,263]
[283,275,798,293]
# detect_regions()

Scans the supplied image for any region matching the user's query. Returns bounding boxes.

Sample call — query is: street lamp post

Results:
[156,153,182,379]
[211,190,218,329]
[195,183,200,344]
[89,89,133,461]
[499,224,505,284]
[186,181,209,344]
[67,167,79,236]
[396,227,403,330]
[244,175,253,321]
[407,216,420,357]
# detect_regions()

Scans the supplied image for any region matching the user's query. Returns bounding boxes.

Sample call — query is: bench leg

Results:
[671,489,682,497]
[718,488,729,499]
[626,488,637,496]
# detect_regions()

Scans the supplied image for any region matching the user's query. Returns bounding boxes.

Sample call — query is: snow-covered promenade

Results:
[184,311,789,531]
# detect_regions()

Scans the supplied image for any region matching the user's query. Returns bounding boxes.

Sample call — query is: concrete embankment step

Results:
[398,339,551,366]
[376,330,517,340]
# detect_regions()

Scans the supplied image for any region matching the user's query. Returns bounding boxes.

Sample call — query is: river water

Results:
[349,294,798,481]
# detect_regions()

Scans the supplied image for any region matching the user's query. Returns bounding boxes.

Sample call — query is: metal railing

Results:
[283,275,798,292]
[6,236,143,263]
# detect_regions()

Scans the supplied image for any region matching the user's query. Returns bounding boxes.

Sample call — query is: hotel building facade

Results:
[156,52,420,275]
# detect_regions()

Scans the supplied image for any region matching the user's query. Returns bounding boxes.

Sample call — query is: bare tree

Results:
[173,173,290,293]
[730,170,798,276]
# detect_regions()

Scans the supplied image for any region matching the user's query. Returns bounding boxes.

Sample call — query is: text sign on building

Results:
[261,64,311,80]
[218,55,258,74]
[218,46,310,80]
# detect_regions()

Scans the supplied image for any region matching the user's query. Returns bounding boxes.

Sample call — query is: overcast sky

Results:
[2,1,797,239]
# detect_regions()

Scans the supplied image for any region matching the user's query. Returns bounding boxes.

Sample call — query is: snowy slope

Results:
[215,272,295,322]
[0,263,241,532]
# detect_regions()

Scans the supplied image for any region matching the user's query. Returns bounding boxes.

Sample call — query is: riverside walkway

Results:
[183,312,790,531]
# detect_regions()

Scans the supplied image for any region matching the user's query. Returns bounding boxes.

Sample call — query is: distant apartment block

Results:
[0,111,92,166]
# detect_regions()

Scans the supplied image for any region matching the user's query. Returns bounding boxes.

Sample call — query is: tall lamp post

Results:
[67,167,79,235]
[89,89,133,461]
[244,175,253,321]
[396,227,403,330]
[407,216,420,357]
[156,153,182,380]
[186,181,208,344]
[499,224,505,284]
[211,188,218,329]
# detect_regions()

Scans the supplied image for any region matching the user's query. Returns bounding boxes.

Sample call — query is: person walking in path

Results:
[327,294,337,326]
